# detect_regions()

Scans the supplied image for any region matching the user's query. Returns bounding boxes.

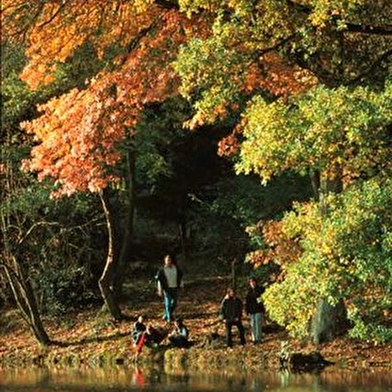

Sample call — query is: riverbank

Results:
[1,276,391,371]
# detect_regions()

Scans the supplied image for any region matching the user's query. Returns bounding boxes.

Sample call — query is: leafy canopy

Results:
[2,0,205,197]
[237,82,392,184]
[175,0,392,342]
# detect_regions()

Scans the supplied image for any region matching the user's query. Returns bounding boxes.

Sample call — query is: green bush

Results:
[262,177,392,343]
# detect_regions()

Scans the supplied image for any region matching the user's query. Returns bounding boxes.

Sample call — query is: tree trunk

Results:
[1,206,50,346]
[310,298,347,345]
[310,171,320,201]
[3,258,50,346]
[310,170,348,345]
[98,189,123,320]
[113,147,136,299]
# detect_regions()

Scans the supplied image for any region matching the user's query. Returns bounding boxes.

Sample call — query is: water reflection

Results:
[0,365,391,392]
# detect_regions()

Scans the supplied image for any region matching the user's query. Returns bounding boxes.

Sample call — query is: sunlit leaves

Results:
[175,1,314,128]
[237,82,392,184]
[177,0,392,131]
[246,219,302,271]
[3,3,206,197]
[2,0,159,89]
[263,178,392,342]
[176,0,392,344]
[21,85,126,196]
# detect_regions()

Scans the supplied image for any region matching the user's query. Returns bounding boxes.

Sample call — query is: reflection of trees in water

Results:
[0,366,391,390]
[320,369,392,389]
[275,370,392,391]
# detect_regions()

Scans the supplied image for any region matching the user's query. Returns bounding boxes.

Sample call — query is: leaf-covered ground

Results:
[0,275,391,371]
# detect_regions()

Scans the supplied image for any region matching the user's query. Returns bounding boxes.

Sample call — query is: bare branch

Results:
[17,217,103,246]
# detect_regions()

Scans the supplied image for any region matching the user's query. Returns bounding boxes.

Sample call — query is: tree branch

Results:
[345,23,392,36]
[17,217,103,246]
[37,0,71,29]
[348,48,392,84]
[155,0,179,10]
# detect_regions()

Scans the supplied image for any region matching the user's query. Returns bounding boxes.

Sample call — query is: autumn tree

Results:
[175,0,392,343]
[1,40,108,344]
[1,0,209,319]
[0,40,51,345]
[3,0,391,340]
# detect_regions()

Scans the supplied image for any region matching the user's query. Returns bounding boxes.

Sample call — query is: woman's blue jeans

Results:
[250,312,263,342]
[163,288,178,322]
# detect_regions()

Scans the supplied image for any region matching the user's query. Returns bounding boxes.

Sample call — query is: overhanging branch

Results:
[345,23,392,36]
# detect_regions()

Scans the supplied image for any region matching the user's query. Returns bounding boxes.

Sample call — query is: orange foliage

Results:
[218,52,317,157]
[259,52,318,98]
[242,53,317,99]
[2,0,158,89]
[218,134,240,157]
[247,220,302,270]
[4,2,206,197]
[2,0,316,194]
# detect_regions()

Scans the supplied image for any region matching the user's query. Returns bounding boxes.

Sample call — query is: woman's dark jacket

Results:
[245,285,265,315]
[220,297,243,322]
[155,266,183,291]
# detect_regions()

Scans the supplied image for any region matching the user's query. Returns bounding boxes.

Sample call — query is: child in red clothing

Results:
[135,323,167,354]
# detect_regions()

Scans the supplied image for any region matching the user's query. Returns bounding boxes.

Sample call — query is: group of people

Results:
[220,277,265,347]
[131,254,266,353]
[131,314,190,355]
[131,254,189,355]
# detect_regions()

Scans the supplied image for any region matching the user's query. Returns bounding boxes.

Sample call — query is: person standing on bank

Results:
[245,277,265,344]
[220,287,246,347]
[156,254,183,323]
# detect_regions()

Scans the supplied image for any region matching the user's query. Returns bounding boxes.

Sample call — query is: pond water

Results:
[0,365,391,392]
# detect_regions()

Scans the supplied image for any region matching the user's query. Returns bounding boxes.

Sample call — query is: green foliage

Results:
[186,206,247,272]
[134,98,190,187]
[2,172,103,312]
[211,173,312,227]
[1,41,104,315]
[348,312,392,345]
[176,1,391,345]
[263,177,392,342]
[175,31,248,128]
[36,264,96,316]
[237,82,392,183]
[1,44,34,129]
[2,0,391,345]
[177,0,391,128]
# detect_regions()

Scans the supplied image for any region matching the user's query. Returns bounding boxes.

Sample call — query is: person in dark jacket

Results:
[156,254,183,323]
[219,287,246,347]
[245,277,265,344]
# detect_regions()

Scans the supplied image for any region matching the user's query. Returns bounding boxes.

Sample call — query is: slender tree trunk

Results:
[114,147,136,299]
[1,204,50,346]
[3,259,50,346]
[98,189,122,320]
[178,222,187,263]
[2,109,51,346]
[310,169,348,345]
[231,258,237,290]
[310,171,320,201]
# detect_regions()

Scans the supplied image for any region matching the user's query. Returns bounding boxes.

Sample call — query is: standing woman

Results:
[245,277,265,344]
[220,287,246,347]
[156,254,183,323]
